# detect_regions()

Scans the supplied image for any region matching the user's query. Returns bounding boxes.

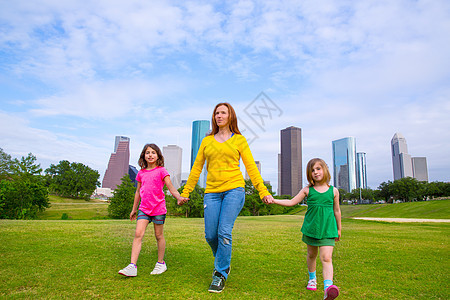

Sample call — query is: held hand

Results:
[130,210,137,221]
[335,229,341,242]
[177,197,189,205]
[263,195,274,204]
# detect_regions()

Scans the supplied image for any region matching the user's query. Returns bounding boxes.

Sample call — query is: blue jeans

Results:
[203,187,245,279]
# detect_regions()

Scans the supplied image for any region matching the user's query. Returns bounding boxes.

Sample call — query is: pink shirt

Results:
[136,167,170,216]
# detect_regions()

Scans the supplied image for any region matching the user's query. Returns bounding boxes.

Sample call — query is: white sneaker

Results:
[150,262,167,275]
[307,278,317,291]
[118,263,137,277]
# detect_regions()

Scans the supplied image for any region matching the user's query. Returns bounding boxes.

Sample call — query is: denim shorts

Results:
[137,210,166,224]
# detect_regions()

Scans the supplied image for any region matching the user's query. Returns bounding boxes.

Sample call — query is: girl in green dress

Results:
[272,158,341,300]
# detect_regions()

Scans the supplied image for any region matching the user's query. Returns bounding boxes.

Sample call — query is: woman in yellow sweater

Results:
[181,102,274,293]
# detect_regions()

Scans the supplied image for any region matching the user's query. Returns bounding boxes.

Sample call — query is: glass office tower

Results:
[190,120,210,188]
[356,152,367,189]
[332,137,357,193]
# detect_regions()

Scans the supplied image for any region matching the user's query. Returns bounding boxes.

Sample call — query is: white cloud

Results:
[1,0,449,192]
[0,111,108,173]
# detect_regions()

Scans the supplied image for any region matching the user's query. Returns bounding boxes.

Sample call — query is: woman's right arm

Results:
[272,187,308,207]
[130,181,141,221]
[180,140,207,198]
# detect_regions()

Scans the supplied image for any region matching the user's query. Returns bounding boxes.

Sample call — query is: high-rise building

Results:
[128,165,138,187]
[102,136,130,190]
[279,126,302,196]
[190,120,210,188]
[245,161,261,180]
[163,145,183,189]
[356,152,367,189]
[332,137,357,193]
[278,154,281,195]
[412,157,428,182]
[391,133,413,180]
[391,133,427,181]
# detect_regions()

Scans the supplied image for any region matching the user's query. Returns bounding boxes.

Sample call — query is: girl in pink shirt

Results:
[119,143,187,277]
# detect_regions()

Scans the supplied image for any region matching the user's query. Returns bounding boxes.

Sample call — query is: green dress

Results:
[301,186,338,246]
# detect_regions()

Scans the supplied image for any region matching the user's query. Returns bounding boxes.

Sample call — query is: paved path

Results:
[353,217,450,223]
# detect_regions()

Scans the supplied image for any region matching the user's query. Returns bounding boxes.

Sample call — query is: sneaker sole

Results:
[307,287,317,291]
[208,289,224,293]
[118,272,136,277]
[150,271,167,275]
[324,285,339,300]
[151,268,167,275]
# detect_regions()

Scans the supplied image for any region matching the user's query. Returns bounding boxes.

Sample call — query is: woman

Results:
[181,102,274,293]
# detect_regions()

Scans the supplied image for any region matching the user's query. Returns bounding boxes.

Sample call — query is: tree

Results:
[0,148,13,180]
[348,188,375,201]
[377,181,392,202]
[0,180,49,219]
[45,160,100,199]
[11,153,43,181]
[0,150,49,219]
[389,177,421,202]
[338,188,347,203]
[240,179,266,216]
[168,184,205,218]
[108,175,136,219]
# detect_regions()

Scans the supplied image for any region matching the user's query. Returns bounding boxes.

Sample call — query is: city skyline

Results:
[1,1,449,191]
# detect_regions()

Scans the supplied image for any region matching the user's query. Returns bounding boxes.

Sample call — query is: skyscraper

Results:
[332,137,357,193]
[163,145,183,189]
[356,152,367,189]
[412,157,428,182]
[190,120,210,188]
[391,132,428,182]
[102,136,130,190]
[128,165,138,187]
[391,132,428,181]
[279,126,302,196]
[391,133,413,180]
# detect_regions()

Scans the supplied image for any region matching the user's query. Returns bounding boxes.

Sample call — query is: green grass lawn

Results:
[1,215,449,299]
[37,195,109,220]
[340,199,450,219]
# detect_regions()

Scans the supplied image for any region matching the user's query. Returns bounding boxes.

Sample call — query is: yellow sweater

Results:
[181,134,270,199]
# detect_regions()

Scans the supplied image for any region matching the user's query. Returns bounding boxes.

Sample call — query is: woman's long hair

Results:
[209,102,241,135]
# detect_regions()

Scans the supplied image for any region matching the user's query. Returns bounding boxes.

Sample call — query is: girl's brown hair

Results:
[306,158,331,187]
[138,143,164,169]
[209,102,242,135]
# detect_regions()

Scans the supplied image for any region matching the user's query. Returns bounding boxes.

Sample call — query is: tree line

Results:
[2,147,449,219]
[0,148,100,219]
[339,177,450,203]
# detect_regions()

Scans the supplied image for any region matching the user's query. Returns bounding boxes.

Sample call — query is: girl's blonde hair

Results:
[138,143,164,169]
[306,158,331,187]
[209,102,242,135]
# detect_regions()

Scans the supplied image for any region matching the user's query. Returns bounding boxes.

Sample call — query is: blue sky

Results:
[1,0,449,192]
